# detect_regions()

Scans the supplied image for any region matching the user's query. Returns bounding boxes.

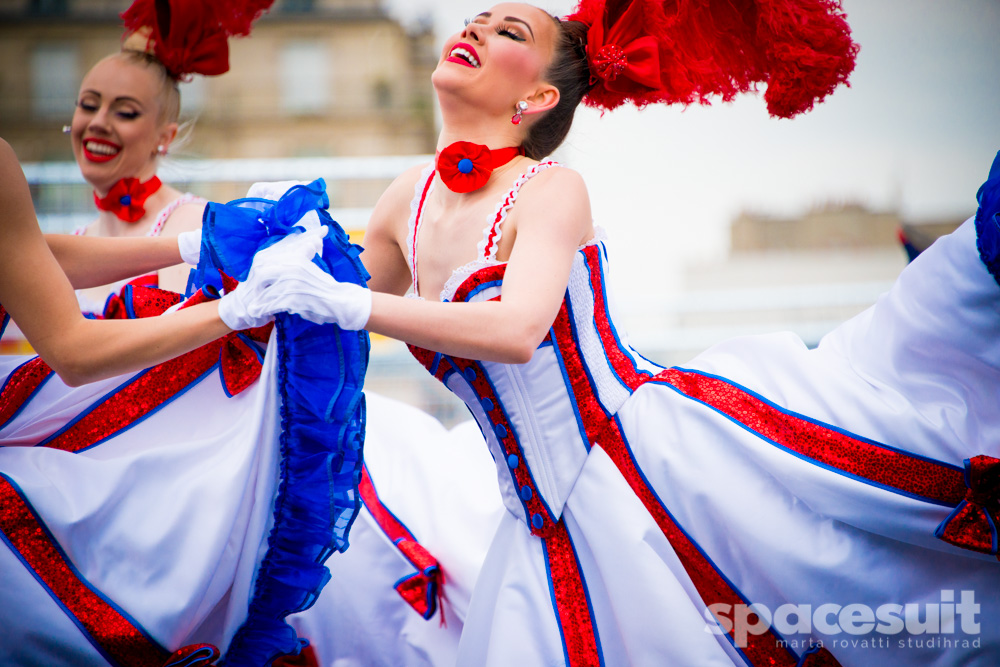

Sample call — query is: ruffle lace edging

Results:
[195,179,371,666]
[975,150,1000,289]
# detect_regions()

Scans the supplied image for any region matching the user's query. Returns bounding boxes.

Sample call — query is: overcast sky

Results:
[383,0,1000,294]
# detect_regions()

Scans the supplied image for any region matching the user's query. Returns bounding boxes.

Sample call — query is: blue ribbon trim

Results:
[975,150,1000,288]
[195,180,370,666]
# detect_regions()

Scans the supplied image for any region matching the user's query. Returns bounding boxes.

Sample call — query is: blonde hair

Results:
[114,49,182,125]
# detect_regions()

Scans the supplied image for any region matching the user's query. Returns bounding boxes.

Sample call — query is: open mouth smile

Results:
[447,43,481,68]
[83,138,121,163]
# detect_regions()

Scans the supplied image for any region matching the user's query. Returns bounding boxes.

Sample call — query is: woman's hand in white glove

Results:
[177,229,202,265]
[217,227,329,330]
[250,254,372,331]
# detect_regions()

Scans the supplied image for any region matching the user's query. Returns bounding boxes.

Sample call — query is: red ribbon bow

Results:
[93,176,162,223]
[935,455,1000,558]
[162,643,220,667]
[584,1,661,92]
[104,278,272,397]
[436,142,523,194]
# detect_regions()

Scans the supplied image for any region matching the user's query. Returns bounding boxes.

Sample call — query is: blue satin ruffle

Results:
[193,180,370,666]
[975,150,1000,288]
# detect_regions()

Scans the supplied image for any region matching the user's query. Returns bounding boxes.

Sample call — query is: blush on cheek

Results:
[502,49,545,83]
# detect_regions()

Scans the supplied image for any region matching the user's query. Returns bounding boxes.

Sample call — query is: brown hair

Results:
[521,17,592,160]
[117,49,181,125]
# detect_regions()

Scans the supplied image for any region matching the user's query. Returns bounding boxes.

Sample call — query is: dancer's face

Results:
[71,55,175,194]
[433,3,558,114]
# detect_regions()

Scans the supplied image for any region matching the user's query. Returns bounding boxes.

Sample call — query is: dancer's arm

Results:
[45,233,187,289]
[363,167,594,363]
[0,139,230,385]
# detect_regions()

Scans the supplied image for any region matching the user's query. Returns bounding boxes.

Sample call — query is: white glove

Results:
[246,180,311,201]
[250,253,372,331]
[217,227,329,330]
[177,230,202,265]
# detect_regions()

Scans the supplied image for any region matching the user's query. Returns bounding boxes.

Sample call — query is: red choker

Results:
[94,176,162,223]
[436,142,524,193]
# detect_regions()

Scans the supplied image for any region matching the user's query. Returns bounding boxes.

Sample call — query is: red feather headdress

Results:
[566,0,859,118]
[121,0,274,80]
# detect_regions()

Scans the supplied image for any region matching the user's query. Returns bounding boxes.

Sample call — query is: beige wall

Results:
[0,2,437,164]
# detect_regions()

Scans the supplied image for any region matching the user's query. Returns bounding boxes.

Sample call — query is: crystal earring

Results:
[511,100,528,126]
[61,125,71,134]
[156,144,167,156]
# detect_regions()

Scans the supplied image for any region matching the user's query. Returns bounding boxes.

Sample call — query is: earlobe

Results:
[157,122,179,155]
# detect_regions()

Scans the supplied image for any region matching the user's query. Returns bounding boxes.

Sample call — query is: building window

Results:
[280,41,329,115]
[31,45,78,119]
[281,0,315,12]
[28,0,69,15]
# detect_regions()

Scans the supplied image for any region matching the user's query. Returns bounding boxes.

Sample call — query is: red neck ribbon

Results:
[93,176,163,223]
[436,142,524,193]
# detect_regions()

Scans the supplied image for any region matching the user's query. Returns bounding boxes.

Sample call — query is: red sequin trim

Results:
[406,345,449,382]
[0,357,54,430]
[581,245,648,391]
[652,369,967,506]
[448,356,555,537]
[0,474,170,666]
[542,520,600,666]
[450,264,507,304]
[551,303,611,435]
[551,312,807,666]
[40,331,263,453]
[359,464,443,619]
[36,286,266,453]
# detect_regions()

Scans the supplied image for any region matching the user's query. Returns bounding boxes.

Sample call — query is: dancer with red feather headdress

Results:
[269,2,1000,665]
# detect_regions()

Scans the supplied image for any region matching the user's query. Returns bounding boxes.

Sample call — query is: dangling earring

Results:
[511,100,528,126]
[61,125,71,134]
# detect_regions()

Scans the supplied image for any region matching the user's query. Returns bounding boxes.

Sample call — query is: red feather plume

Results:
[567,0,859,118]
[121,0,275,80]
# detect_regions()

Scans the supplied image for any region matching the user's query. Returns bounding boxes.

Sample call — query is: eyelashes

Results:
[462,17,526,41]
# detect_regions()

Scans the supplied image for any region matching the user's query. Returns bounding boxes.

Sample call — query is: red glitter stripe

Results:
[411,172,435,294]
[551,309,805,666]
[543,520,600,667]
[0,475,169,666]
[450,264,507,304]
[359,465,438,574]
[551,303,612,435]
[581,245,645,391]
[0,357,54,429]
[448,357,554,537]
[599,419,803,667]
[360,464,442,618]
[657,369,966,506]
[406,345,449,382]
[41,340,226,453]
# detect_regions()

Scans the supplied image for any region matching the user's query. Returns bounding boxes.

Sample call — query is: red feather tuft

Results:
[120,0,274,80]
[567,0,858,118]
